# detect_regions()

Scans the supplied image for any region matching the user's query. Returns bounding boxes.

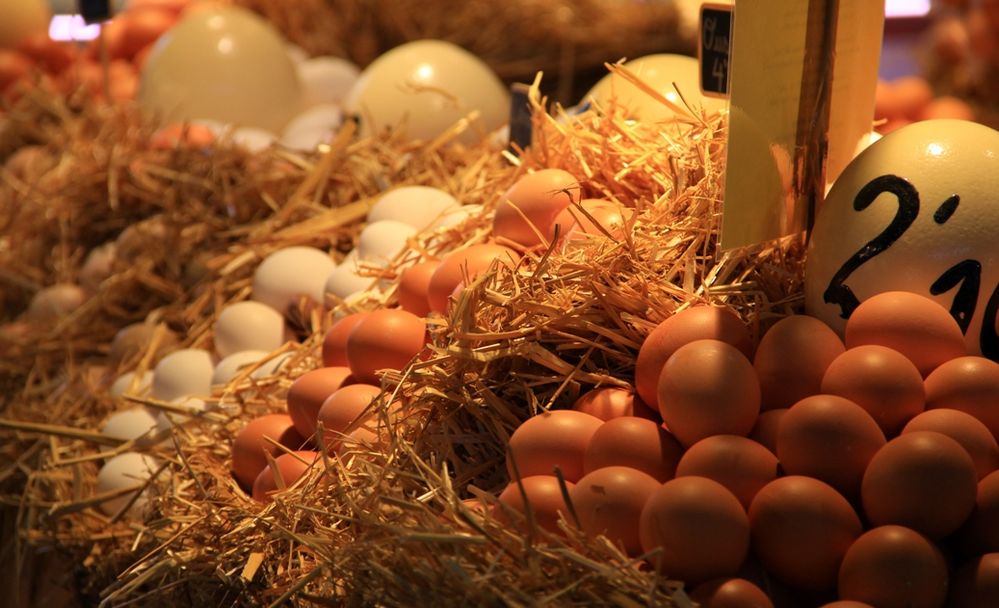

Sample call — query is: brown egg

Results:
[493,168,580,247]
[676,435,778,510]
[316,383,382,448]
[134,44,155,72]
[569,466,661,555]
[24,283,87,322]
[0,50,31,92]
[956,470,999,554]
[17,33,74,75]
[845,291,966,377]
[749,476,862,592]
[902,409,999,479]
[689,578,774,608]
[890,76,934,121]
[495,475,574,534]
[749,409,787,455]
[861,431,977,539]
[397,260,439,317]
[345,309,426,384]
[286,367,355,439]
[555,198,634,240]
[777,394,886,498]
[231,414,305,489]
[820,345,925,436]
[507,410,604,482]
[919,96,975,122]
[950,553,999,608]
[874,80,900,121]
[572,386,659,421]
[925,356,999,440]
[120,9,175,60]
[754,315,845,410]
[635,305,753,411]
[639,476,750,585]
[321,312,368,367]
[837,525,947,608]
[108,69,138,102]
[150,123,217,149]
[251,450,320,503]
[583,416,683,482]
[657,339,760,447]
[98,16,131,61]
[427,243,520,313]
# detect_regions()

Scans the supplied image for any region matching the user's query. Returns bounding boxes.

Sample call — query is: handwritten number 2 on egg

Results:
[823,175,920,319]
[822,175,999,359]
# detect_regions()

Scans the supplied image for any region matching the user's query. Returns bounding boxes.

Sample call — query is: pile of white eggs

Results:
[93,184,478,515]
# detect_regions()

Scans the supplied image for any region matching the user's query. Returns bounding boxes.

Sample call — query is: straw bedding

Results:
[1,76,805,606]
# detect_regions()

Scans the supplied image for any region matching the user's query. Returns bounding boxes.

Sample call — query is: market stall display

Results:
[3,2,999,607]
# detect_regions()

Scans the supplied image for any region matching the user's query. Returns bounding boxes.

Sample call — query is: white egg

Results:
[324,256,376,300]
[95,451,160,516]
[26,283,86,321]
[252,246,337,313]
[368,186,461,230]
[151,348,214,402]
[158,396,208,427]
[109,370,154,399]
[357,220,417,266]
[213,301,286,358]
[212,350,270,386]
[298,56,360,107]
[280,104,343,151]
[251,351,293,379]
[432,204,482,230]
[80,242,117,294]
[100,407,161,442]
[232,127,277,152]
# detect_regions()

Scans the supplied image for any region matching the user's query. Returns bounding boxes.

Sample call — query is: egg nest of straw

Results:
[1,81,804,606]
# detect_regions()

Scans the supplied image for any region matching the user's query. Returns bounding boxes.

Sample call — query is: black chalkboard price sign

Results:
[79,0,113,23]
[699,3,733,98]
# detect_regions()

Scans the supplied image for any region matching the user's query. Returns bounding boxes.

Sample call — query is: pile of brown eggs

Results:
[0,0,189,105]
[496,292,999,607]
[874,76,976,135]
[226,169,635,502]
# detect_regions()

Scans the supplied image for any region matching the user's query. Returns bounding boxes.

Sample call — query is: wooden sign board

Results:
[719,0,885,250]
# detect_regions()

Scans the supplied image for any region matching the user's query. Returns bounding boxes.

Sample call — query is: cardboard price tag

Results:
[720,0,884,251]
[699,4,733,98]
[79,0,113,23]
